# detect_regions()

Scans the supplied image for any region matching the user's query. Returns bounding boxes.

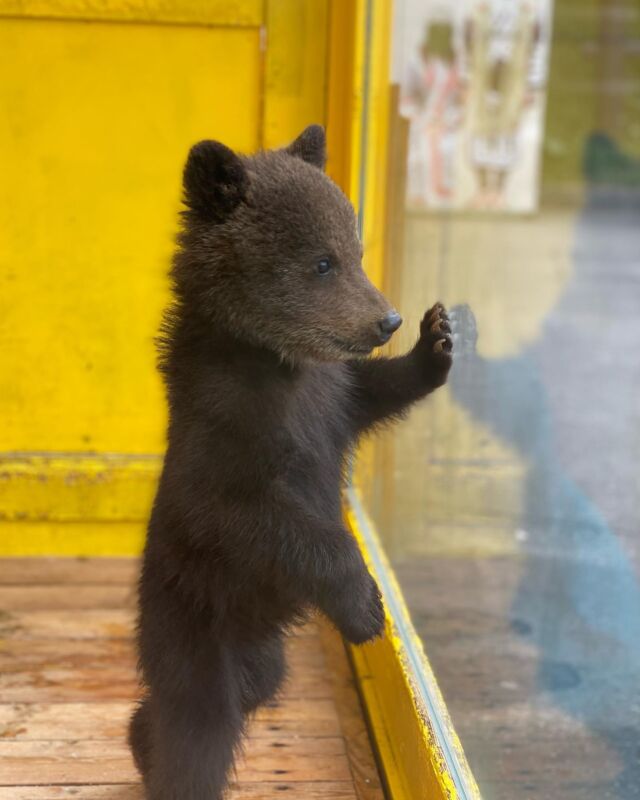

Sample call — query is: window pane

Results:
[360,1,640,797]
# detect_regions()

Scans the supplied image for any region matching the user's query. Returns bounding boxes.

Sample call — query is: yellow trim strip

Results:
[0,454,159,523]
[0,520,145,556]
[345,487,482,800]
[0,0,263,26]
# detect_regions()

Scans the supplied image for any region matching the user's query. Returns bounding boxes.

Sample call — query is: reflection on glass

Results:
[362,1,640,797]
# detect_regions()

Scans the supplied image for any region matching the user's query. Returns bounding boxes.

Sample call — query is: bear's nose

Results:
[377,310,403,342]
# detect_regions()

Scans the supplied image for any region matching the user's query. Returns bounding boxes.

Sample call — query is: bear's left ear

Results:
[183,140,249,222]
[286,125,326,170]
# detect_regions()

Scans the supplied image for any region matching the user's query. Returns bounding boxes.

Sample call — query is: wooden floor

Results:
[0,558,384,800]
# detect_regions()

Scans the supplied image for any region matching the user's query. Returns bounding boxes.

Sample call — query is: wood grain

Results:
[0,699,342,741]
[319,625,385,800]
[0,784,358,800]
[0,737,352,785]
[0,584,135,610]
[0,558,382,798]
[0,559,138,586]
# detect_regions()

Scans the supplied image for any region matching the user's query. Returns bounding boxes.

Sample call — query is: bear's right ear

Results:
[183,140,248,222]
[286,125,327,170]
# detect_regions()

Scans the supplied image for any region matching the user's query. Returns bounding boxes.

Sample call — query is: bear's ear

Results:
[285,125,326,170]
[183,140,248,221]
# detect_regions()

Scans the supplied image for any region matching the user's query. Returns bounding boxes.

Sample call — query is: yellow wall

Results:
[1,16,260,455]
[0,0,331,553]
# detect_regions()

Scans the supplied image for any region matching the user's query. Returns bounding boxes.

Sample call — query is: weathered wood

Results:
[0,632,324,670]
[0,737,352,785]
[0,628,331,705]
[0,638,135,668]
[0,789,146,800]
[0,699,342,740]
[0,664,333,704]
[0,585,135,610]
[0,783,358,800]
[319,625,385,800]
[0,558,381,799]
[0,609,135,640]
[0,610,318,641]
[0,559,139,586]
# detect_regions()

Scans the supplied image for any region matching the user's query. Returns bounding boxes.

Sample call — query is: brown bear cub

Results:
[130,125,453,800]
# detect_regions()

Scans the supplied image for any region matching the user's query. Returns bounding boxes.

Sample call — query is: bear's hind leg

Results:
[238,633,287,714]
[144,644,245,800]
[129,695,153,780]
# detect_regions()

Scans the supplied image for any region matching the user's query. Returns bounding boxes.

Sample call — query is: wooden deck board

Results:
[0,700,342,740]
[0,558,384,800]
[0,786,360,800]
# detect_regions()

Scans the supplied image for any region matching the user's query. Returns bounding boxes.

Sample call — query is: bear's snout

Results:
[376,310,402,344]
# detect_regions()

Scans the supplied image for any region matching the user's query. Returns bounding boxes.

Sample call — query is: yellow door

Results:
[0,0,329,554]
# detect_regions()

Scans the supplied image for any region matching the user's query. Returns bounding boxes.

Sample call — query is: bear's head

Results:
[173,125,401,363]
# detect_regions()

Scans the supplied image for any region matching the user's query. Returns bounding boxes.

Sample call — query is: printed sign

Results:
[393,0,553,212]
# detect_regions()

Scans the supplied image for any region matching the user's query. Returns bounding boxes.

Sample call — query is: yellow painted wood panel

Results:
[0,454,160,522]
[0,0,263,26]
[0,18,261,454]
[0,522,146,557]
[263,0,329,149]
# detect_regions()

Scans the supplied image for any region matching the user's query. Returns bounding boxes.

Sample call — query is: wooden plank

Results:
[0,789,145,800]
[0,559,381,798]
[0,585,135,611]
[0,618,330,704]
[0,666,138,703]
[0,638,135,670]
[0,610,135,640]
[0,609,318,641]
[0,559,138,586]
[0,737,352,785]
[0,783,357,800]
[0,648,332,703]
[319,624,385,800]
[0,634,325,672]
[0,699,342,741]
[0,668,333,704]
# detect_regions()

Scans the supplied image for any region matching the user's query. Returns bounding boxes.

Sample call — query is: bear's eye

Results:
[316,257,332,276]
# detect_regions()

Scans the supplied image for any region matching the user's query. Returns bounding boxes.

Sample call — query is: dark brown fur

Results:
[130,126,453,800]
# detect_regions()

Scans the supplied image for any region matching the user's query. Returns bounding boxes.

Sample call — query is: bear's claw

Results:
[416,303,454,384]
[434,338,450,353]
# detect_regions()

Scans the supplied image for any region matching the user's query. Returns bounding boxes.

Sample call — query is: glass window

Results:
[359,1,640,797]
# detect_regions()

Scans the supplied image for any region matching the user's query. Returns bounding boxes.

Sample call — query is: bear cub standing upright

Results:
[130,125,453,800]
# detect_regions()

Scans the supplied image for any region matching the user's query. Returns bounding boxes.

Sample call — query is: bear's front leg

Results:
[202,483,385,645]
[347,302,454,433]
[313,541,385,645]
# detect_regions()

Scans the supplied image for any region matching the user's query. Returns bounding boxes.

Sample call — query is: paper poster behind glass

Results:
[393,0,553,212]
